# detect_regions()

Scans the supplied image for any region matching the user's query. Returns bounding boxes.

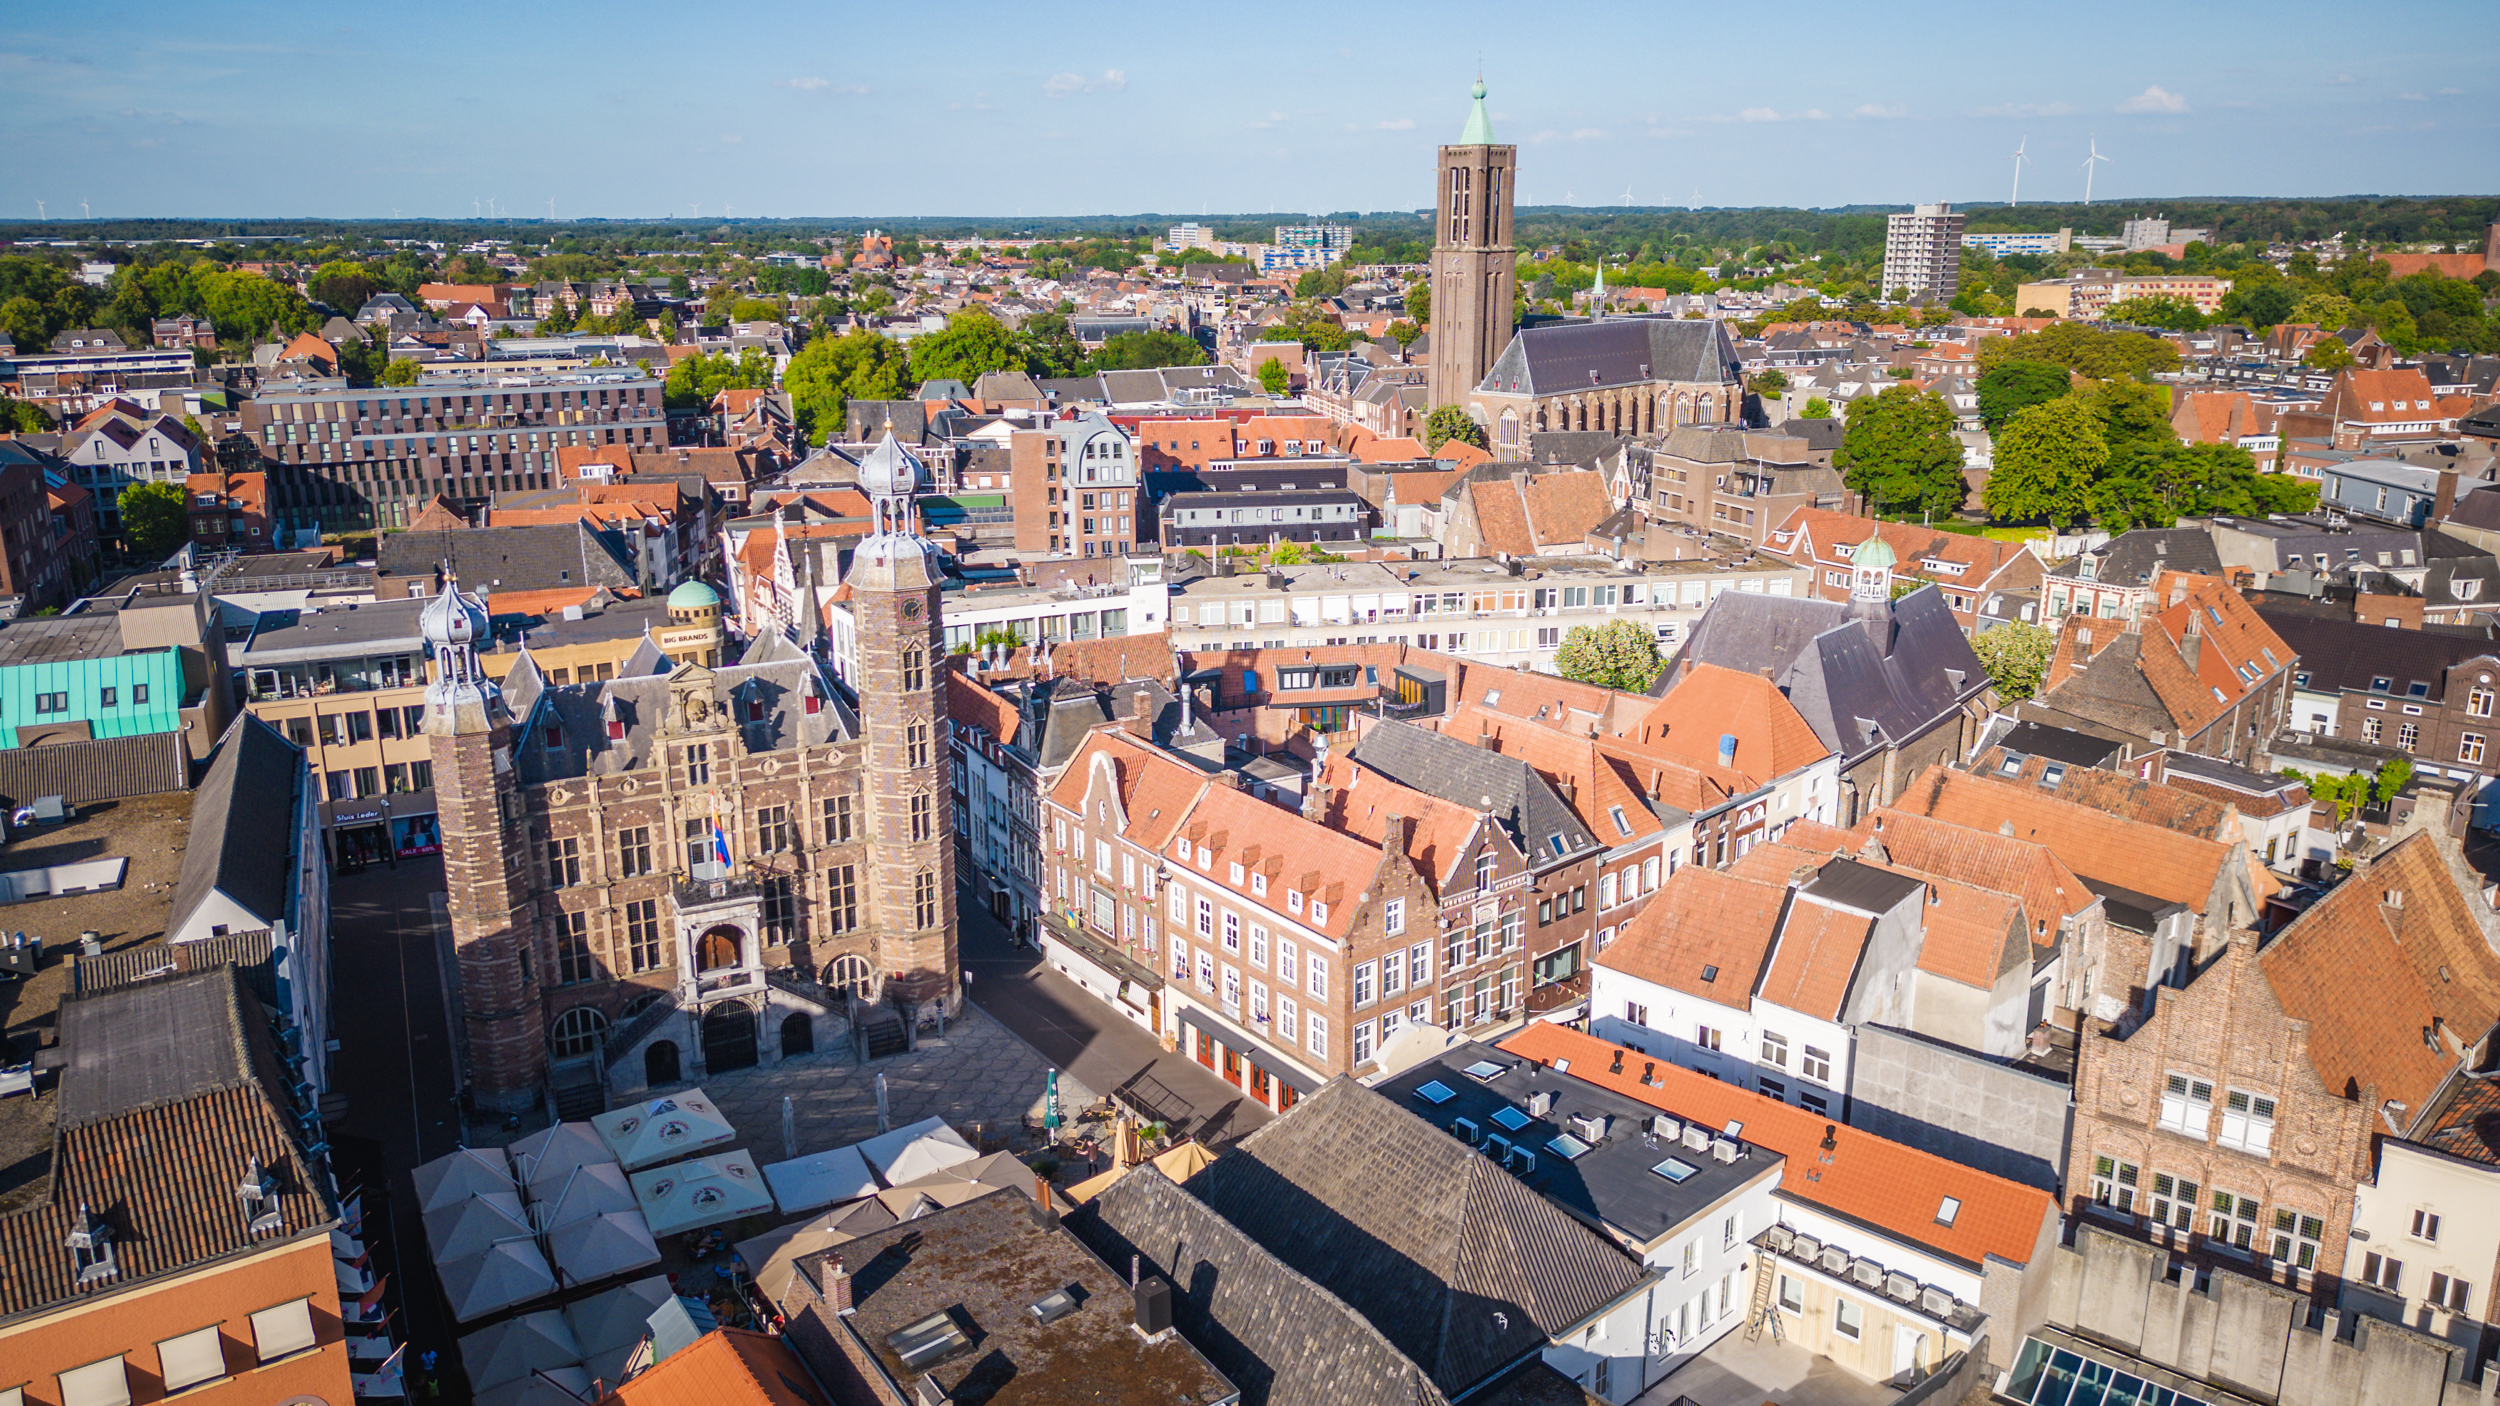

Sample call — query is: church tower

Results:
[1426,77,1518,413]
[422,573,547,1113]
[843,433,958,1010]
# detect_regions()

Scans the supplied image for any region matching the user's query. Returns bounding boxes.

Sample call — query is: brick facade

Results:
[431,711,548,1112]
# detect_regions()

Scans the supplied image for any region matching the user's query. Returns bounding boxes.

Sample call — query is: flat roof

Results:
[1372,1039,1779,1252]
[484,594,675,652]
[0,616,134,667]
[238,597,431,663]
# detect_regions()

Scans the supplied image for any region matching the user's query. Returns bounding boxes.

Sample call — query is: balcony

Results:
[673,863,761,910]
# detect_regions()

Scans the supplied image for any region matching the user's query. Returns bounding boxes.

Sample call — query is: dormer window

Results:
[1176,838,1192,862]
[65,1202,117,1286]
[1287,890,1303,914]
[237,1157,285,1236]
[1229,862,1246,884]
[1251,872,1267,896]
[1311,901,1329,924]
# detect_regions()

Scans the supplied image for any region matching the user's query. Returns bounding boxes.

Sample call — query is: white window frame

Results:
[2158,1073,2213,1135]
[2217,1089,2276,1154]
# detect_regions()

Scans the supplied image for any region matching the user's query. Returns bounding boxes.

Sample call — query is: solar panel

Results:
[1413,1080,1456,1105]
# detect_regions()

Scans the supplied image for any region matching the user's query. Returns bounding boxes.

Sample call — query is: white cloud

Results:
[1570,127,1607,140]
[1970,101,2080,118]
[1853,103,1908,119]
[1250,111,1288,129]
[2398,92,2427,101]
[1735,107,1827,123]
[2437,86,2464,95]
[721,134,743,144]
[1043,69,1126,98]
[1376,117,1414,130]
[2116,85,2189,113]
[779,77,867,94]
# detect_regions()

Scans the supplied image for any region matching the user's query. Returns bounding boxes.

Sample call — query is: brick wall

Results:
[432,718,547,1111]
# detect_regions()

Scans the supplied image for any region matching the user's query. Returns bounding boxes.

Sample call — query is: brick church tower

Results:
[846,433,958,1010]
[422,573,547,1113]
[1426,76,1518,413]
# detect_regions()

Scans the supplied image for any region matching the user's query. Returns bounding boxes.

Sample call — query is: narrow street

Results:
[955,880,1274,1147]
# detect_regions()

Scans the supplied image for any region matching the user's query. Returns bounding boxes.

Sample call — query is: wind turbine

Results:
[32,199,44,220]
[547,197,555,219]
[2080,137,2112,206]
[80,197,90,220]
[2009,137,2030,208]
[473,198,481,218]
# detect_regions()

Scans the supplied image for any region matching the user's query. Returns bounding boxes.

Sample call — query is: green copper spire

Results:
[1458,76,1495,146]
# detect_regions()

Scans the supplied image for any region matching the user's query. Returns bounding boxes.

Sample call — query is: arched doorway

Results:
[781,1012,814,1056]
[551,1007,608,1059]
[645,1040,681,1087]
[696,926,744,973]
[702,1003,758,1073]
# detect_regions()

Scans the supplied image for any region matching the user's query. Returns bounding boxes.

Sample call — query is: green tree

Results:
[1017,312,1086,377]
[1799,396,1833,419]
[1971,621,2056,702]
[1404,279,1429,325]
[2305,337,2354,370]
[1423,405,1486,452]
[1552,618,1665,694]
[1974,321,2180,379]
[1985,397,2105,530]
[118,481,191,560]
[0,394,51,432]
[380,356,423,387]
[1087,330,1207,371]
[1974,359,2073,432]
[1255,357,1290,394]
[1383,319,1421,350]
[1293,265,1352,299]
[2289,293,2356,330]
[307,260,383,312]
[1748,369,1789,397]
[664,348,775,411]
[1259,302,1353,352]
[1832,385,1966,518]
[2102,294,2205,331]
[2080,378,2174,460]
[783,329,911,437]
[908,308,1026,384]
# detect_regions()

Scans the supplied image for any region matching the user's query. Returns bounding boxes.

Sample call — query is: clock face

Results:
[902,600,922,620]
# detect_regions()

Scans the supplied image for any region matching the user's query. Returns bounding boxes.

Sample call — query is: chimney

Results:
[1717,734,1738,767]
[826,1256,854,1315]
[2178,629,2203,676]
[2435,468,2460,523]
[1555,777,1576,805]
[1302,783,1333,823]
[1030,1174,1061,1231]
[1384,812,1415,854]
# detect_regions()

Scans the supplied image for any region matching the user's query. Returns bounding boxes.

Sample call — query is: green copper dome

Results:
[1459,77,1495,146]
[668,579,722,609]
[1852,536,1897,570]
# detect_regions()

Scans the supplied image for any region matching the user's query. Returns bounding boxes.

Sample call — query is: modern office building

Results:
[1882,203,1966,304]
[1961,229,2073,257]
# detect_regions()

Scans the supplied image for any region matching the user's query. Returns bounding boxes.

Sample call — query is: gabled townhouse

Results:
[2342,1065,2500,1358]
[1632,662,1841,871]
[2041,528,2227,625]
[2032,570,2295,766]
[58,396,206,546]
[2170,389,2280,454]
[2067,827,2500,1307]
[1504,1022,2061,1394]
[1665,565,1993,822]
[1889,764,2265,1026]
[1763,506,2045,630]
[1439,467,1619,558]
[2313,367,2468,449]
[2257,607,2500,784]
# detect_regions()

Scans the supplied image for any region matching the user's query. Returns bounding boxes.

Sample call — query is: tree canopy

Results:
[1974,359,2073,433]
[1832,385,1966,519]
[1974,322,2181,380]
[783,329,911,437]
[118,481,191,560]
[1553,619,1665,694]
[1971,621,2056,702]
[1984,397,2105,530]
[1423,405,1486,452]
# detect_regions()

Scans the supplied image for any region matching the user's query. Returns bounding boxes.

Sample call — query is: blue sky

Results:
[3,1,2493,221]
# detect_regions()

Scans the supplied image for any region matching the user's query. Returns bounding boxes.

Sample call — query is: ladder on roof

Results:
[1743,1255,1784,1343]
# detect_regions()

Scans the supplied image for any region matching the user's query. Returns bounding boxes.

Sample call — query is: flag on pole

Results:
[1044,1070,1062,1132]
[359,1273,391,1311]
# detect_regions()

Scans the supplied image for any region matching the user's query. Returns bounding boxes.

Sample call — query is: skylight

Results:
[1937,1196,1962,1227]
[1414,1080,1456,1106]
[1491,1106,1533,1132]
[1545,1133,1592,1161]
[1652,1158,1700,1184]
[1463,1060,1507,1083]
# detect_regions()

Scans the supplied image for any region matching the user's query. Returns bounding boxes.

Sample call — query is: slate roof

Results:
[2050,528,2224,585]
[2257,608,2500,699]
[1670,589,1985,762]
[1181,1078,1650,1399]
[1477,318,1740,397]
[168,715,303,938]
[378,521,640,594]
[513,631,854,784]
[1076,1164,1447,1406]
[1350,719,1598,865]
[0,966,335,1316]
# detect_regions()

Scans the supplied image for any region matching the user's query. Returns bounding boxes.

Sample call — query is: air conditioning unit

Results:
[1682,1126,1711,1152]
[1527,1090,1554,1118]
[1818,1246,1850,1276]
[1920,1287,1956,1318]
[1761,1225,1795,1254]
[1650,1114,1681,1141]
[1790,1234,1822,1261]
[1884,1272,1918,1303]
[1710,1138,1739,1163]
[1571,1113,1609,1143]
[1849,1258,1885,1289]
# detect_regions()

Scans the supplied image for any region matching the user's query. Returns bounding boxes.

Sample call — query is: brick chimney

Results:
[2435,468,2460,523]
[1384,812,1415,854]
[826,1256,853,1315]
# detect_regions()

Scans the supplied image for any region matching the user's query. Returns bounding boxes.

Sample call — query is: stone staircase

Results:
[853,1005,908,1061]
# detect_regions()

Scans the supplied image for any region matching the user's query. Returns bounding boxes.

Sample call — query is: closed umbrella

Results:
[473,1366,593,1406]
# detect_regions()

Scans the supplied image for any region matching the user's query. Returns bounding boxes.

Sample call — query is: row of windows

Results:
[29,683,150,716]
[2091,1157,2325,1269]
[46,1297,319,1406]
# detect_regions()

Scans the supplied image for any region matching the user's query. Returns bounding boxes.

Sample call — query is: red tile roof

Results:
[1638,664,1830,786]
[1596,866,1787,1006]
[946,670,1021,748]
[1503,1022,2056,1268]
[1890,765,2233,915]
[1755,899,1875,1020]
[601,1328,828,1406]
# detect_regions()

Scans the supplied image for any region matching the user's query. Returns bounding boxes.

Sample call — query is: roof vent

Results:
[915,1377,949,1406]
[1028,1286,1080,1326]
